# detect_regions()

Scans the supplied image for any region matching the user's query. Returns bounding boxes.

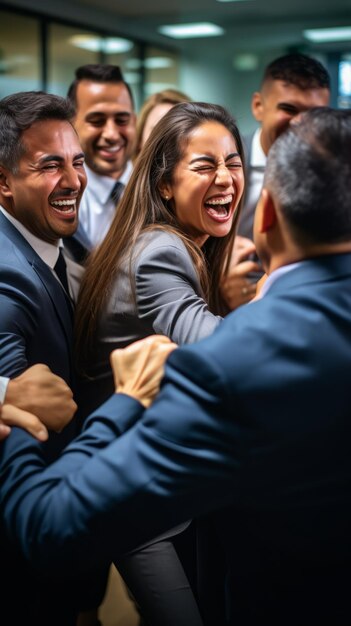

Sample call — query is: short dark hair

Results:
[0,91,75,172]
[265,107,351,245]
[67,63,134,109]
[262,53,330,91]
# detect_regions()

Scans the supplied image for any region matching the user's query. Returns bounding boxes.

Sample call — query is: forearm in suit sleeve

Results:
[135,238,221,344]
[0,268,40,376]
[0,340,238,575]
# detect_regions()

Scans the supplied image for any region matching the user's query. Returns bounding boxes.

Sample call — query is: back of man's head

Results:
[67,63,134,109]
[0,91,74,172]
[265,107,351,245]
[262,53,330,91]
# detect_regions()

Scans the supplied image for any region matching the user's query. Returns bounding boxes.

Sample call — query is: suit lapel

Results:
[0,212,73,350]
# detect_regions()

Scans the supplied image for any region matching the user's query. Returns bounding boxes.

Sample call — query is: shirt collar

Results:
[251,128,267,168]
[85,161,133,204]
[0,206,61,268]
[258,262,302,299]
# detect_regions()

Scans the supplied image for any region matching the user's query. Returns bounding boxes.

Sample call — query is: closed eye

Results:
[278,104,300,115]
[226,161,242,169]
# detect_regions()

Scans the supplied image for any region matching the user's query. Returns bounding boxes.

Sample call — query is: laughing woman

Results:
[74,101,245,626]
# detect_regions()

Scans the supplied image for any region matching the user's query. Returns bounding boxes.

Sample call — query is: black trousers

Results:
[116,537,204,626]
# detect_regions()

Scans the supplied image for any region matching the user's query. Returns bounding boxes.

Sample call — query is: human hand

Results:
[221,261,259,310]
[229,235,257,267]
[4,364,77,434]
[0,403,48,442]
[110,335,178,407]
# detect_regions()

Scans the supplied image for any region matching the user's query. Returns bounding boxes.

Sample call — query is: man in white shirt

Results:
[238,53,330,242]
[67,64,137,247]
[221,53,331,310]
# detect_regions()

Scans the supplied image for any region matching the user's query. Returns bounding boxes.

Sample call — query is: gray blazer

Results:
[77,229,221,415]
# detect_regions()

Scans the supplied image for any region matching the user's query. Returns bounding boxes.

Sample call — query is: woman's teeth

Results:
[205,195,232,215]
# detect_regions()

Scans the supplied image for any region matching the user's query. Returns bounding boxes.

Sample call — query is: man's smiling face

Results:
[0,119,86,244]
[73,80,136,180]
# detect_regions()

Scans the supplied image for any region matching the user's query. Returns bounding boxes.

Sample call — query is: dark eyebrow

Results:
[86,111,131,119]
[38,154,63,164]
[189,152,240,165]
[226,152,240,161]
[38,152,85,164]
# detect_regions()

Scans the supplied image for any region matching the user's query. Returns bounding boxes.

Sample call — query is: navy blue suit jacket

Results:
[0,212,105,625]
[2,253,351,624]
[0,212,73,383]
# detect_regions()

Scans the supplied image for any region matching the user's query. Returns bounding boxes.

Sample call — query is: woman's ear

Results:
[158,181,173,201]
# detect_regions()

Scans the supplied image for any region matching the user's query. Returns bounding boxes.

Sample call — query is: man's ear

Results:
[259,188,277,233]
[0,166,12,198]
[158,180,173,201]
[251,91,264,123]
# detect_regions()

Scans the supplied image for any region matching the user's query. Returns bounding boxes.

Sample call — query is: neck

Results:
[268,240,351,274]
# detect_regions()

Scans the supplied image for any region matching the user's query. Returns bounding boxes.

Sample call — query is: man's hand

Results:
[4,364,77,434]
[0,404,48,442]
[110,335,178,407]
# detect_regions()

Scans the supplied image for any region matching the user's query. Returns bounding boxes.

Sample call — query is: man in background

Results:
[238,52,330,241]
[221,52,331,309]
[67,63,137,248]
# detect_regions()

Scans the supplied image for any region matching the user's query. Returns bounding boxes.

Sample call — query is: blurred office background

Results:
[0,0,350,134]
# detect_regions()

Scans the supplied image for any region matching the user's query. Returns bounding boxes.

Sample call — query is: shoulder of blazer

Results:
[0,212,73,344]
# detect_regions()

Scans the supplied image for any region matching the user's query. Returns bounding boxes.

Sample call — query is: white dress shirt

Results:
[246,128,266,217]
[238,129,267,240]
[78,161,133,247]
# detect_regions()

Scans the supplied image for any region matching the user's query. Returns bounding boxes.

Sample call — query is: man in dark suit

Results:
[221,53,331,310]
[0,91,107,626]
[2,107,351,625]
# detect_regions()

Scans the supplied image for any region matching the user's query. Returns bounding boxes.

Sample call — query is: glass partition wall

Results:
[0,7,181,112]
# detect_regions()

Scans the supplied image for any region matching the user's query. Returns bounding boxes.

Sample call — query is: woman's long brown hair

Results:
[75,102,245,368]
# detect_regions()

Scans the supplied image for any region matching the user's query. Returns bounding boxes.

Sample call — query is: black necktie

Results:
[110,181,125,205]
[54,248,70,295]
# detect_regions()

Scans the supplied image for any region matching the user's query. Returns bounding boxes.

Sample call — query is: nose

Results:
[215,164,232,186]
[101,118,120,142]
[60,166,83,191]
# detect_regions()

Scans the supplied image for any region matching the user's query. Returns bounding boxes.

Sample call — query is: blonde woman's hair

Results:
[134,88,191,160]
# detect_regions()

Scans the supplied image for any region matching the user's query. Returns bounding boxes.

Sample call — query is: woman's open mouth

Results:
[204,194,233,221]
